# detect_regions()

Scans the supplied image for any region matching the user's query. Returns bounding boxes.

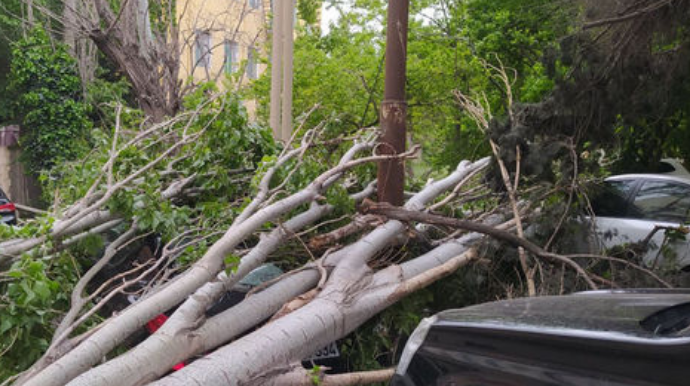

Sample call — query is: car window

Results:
[657,161,677,174]
[632,181,690,223]
[590,180,637,218]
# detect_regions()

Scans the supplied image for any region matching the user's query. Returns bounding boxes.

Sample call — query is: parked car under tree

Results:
[392,289,690,386]
[589,173,690,270]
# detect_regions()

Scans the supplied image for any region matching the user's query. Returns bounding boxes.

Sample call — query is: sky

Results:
[320,2,349,35]
[320,2,439,35]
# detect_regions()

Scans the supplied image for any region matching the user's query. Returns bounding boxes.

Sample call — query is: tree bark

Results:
[19,140,417,386]
[378,0,410,206]
[274,368,395,386]
[66,204,333,386]
[146,159,488,385]
[81,0,179,121]
[363,202,598,289]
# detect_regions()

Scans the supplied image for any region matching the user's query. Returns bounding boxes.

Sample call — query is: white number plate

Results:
[305,342,340,361]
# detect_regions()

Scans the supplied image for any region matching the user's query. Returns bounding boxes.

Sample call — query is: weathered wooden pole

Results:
[377,0,410,206]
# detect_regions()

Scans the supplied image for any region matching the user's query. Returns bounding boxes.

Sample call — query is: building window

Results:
[194,31,211,69]
[247,46,258,79]
[224,40,239,74]
[249,0,261,9]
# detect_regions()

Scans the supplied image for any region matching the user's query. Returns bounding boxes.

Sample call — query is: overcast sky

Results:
[320,2,438,35]
[320,2,348,35]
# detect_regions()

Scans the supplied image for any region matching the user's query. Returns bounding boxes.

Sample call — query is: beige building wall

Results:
[177,0,271,97]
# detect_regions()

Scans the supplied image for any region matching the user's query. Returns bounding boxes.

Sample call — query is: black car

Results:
[392,289,690,386]
[0,187,16,225]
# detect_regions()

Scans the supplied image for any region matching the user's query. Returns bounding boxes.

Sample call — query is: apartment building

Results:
[177,0,271,88]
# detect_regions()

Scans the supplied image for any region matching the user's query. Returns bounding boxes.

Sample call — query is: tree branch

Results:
[361,202,598,290]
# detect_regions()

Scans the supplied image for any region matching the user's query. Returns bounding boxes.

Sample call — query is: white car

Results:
[590,173,690,269]
[658,158,690,177]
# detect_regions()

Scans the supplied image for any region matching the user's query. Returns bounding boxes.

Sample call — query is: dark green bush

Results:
[7,27,90,173]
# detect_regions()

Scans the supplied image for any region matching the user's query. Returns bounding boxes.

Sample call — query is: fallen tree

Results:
[0,98,491,383]
[10,150,492,386]
[1,94,673,385]
[3,0,690,383]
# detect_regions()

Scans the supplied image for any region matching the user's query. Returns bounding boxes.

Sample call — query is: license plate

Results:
[305,342,340,361]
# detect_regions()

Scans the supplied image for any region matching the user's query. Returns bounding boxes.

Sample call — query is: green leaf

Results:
[224,254,241,275]
[0,318,12,335]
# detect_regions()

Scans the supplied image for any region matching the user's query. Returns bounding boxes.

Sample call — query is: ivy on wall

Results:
[7,27,90,173]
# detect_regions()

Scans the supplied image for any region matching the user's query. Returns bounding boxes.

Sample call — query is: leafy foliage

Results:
[298,0,324,25]
[44,88,277,243]
[253,0,573,176]
[5,0,690,382]
[0,89,277,381]
[0,0,23,118]
[0,255,81,380]
[489,1,690,179]
[6,27,91,173]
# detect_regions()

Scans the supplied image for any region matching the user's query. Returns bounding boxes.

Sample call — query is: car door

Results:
[594,177,690,269]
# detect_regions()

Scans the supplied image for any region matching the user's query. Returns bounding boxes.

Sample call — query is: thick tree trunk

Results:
[46,0,183,121]
[146,159,489,385]
[152,241,477,386]
[9,127,506,386]
[66,204,334,386]
[19,140,417,386]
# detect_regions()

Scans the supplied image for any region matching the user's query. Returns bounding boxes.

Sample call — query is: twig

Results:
[13,204,49,215]
[429,166,487,211]
[455,71,536,296]
[568,253,672,288]
[583,0,675,29]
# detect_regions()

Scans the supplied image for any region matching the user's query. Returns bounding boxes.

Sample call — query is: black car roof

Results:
[435,290,690,340]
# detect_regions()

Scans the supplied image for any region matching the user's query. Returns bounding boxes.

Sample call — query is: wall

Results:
[0,126,41,207]
[177,0,270,96]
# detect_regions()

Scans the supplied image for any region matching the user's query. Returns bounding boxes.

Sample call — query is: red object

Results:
[146,314,186,371]
[146,314,169,333]
[0,203,15,213]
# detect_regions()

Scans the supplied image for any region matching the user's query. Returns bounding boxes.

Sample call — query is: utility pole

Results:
[269,0,284,140]
[269,0,296,143]
[281,0,295,143]
[377,0,409,206]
